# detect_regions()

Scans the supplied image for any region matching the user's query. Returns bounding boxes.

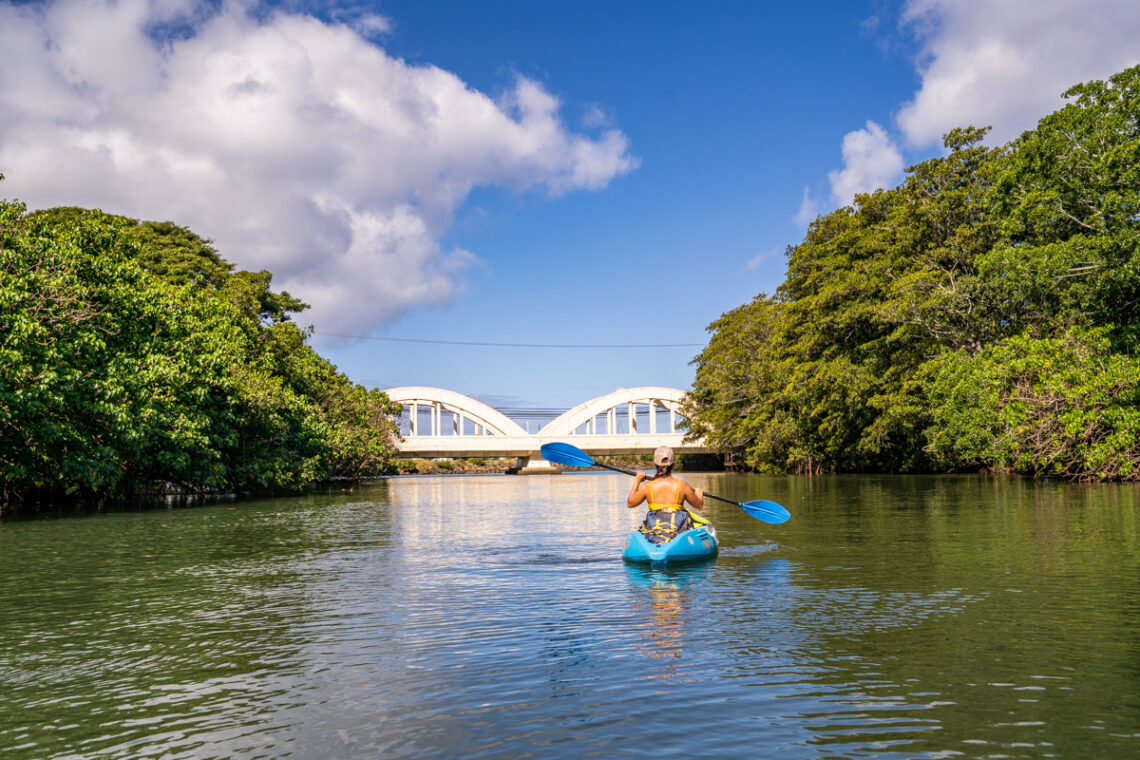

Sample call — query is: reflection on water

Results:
[1,473,1138,759]
[626,562,715,668]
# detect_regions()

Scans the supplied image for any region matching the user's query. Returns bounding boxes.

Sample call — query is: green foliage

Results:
[29,207,234,289]
[985,66,1140,335]
[684,296,802,471]
[27,207,308,324]
[688,127,1003,474]
[925,328,1140,479]
[257,320,402,479]
[0,201,399,508]
[688,64,1140,480]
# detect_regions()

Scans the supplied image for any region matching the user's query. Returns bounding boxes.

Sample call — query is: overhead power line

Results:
[316,333,704,349]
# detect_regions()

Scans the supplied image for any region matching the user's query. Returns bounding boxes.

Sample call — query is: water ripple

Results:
[2,476,1139,758]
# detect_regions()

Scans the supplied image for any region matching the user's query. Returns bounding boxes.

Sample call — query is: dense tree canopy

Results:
[1,200,400,510]
[686,65,1140,480]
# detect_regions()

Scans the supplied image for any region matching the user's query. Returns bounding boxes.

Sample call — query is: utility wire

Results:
[316,333,704,349]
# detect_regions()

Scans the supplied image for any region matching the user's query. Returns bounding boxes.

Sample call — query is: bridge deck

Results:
[397,433,707,459]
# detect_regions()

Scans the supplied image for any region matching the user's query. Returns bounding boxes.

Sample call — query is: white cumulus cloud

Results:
[809,0,1140,219]
[0,0,637,333]
[898,0,1140,147]
[827,121,904,207]
[793,186,818,227]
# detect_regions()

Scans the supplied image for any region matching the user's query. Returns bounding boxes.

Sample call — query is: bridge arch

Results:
[538,386,689,438]
[384,386,527,437]
[382,385,704,467]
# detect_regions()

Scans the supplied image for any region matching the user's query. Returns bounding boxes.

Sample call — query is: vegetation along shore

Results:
[684,66,1140,481]
[0,198,401,514]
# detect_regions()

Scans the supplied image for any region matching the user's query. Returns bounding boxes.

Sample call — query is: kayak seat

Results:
[639,508,693,544]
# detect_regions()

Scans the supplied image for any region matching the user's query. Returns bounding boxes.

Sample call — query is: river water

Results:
[1,473,1138,759]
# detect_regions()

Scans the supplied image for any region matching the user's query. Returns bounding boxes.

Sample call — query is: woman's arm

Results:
[627,471,648,508]
[681,481,704,510]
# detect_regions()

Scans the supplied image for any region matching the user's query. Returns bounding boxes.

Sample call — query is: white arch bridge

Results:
[384,386,708,471]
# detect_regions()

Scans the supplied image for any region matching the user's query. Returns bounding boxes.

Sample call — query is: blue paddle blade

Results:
[540,442,596,468]
[740,499,791,524]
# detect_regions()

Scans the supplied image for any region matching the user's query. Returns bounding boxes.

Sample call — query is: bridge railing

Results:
[396,401,691,438]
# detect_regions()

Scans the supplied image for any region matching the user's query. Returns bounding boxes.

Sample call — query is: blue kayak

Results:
[622,524,718,565]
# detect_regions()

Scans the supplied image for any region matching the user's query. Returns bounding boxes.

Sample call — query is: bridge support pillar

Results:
[510,455,559,475]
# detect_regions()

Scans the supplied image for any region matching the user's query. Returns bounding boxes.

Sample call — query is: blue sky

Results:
[3,0,1140,413]
[323,1,925,410]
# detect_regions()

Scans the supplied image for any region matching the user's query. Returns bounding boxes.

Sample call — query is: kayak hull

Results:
[622,526,718,565]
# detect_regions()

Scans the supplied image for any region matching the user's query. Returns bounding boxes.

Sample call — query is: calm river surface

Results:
[2,473,1139,759]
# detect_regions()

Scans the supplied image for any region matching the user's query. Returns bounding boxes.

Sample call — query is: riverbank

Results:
[393,458,520,475]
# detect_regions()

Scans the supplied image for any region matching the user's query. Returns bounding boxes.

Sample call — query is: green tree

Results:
[688,128,1003,473]
[982,65,1140,336]
[688,65,1140,480]
[2,204,243,498]
[684,296,802,471]
[1,201,399,510]
[28,207,308,323]
[924,328,1140,479]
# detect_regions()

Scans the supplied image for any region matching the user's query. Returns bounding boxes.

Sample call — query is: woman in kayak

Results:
[627,446,705,543]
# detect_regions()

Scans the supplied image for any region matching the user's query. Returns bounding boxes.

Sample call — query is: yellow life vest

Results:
[646,481,683,511]
[640,481,692,543]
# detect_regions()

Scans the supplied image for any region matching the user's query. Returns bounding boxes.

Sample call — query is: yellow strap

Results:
[647,481,682,510]
[641,506,679,538]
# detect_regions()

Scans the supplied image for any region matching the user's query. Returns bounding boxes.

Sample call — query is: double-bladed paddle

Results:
[539,441,791,524]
